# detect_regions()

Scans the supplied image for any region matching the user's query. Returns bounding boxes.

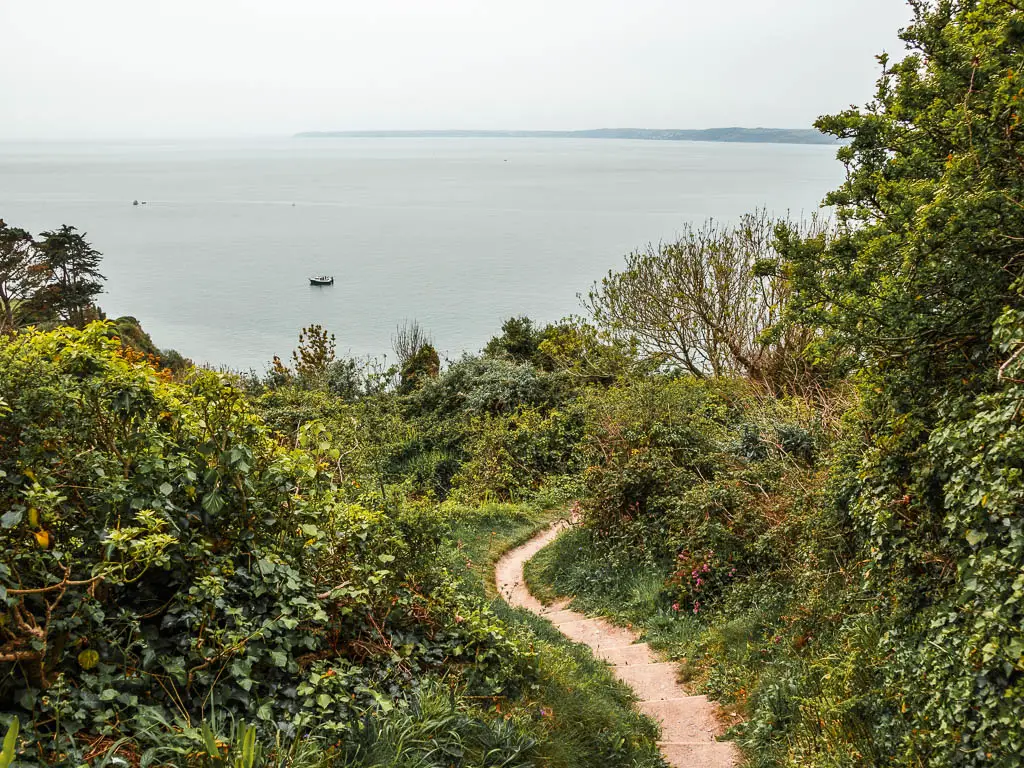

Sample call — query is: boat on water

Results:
[309,276,334,286]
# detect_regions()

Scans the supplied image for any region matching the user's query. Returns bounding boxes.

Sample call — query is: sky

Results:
[1,0,913,140]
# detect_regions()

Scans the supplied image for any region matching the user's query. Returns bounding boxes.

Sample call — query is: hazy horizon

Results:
[2,0,913,141]
[0,137,842,368]
[0,125,831,145]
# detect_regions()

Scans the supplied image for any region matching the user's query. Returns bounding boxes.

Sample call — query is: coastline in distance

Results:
[294,127,837,145]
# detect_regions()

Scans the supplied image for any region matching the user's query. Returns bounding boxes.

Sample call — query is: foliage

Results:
[398,344,440,395]
[587,211,830,392]
[483,317,543,366]
[412,357,556,419]
[450,406,585,503]
[325,358,365,401]
[107,315,190,374]
[25,225,105,328]
[291,324,337,386]
[535,319,641,385]
[0,221,44,333]
[392,320,432,369]
[772,2,1024,764]
[577,376,736,543]
[0,324,541,765]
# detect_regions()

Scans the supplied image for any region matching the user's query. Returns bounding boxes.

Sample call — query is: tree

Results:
[0,220,44,332]
[780,2,1024,762]
[784,2,1024,389]
[291,324,336,384]
[586,210,829,391]
[30,225,105,328]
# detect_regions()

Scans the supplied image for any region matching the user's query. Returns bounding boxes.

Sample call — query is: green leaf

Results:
[378,553,395,564]
[202,491,226,516]
[0,510,22,529]
[316,693,332,708]
[0,717,19,768]
[99,689,118,701]
[966,529,987,547]
[200,722,219,758]
[158,482,173,496]
[77,649,100,670]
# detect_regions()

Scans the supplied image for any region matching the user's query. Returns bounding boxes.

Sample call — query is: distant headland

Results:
[294,127,836,146]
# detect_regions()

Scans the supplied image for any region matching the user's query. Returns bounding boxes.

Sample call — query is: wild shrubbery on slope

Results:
[0,325,539,765]
[529,2,1024,766]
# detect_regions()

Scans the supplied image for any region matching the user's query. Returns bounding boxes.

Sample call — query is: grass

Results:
[441,502,667,768]
[443,501,560,598]
[523,526,665,626]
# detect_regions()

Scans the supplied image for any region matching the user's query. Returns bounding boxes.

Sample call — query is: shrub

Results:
[0,324,534,762]
[411,356,555,418]
[451,406,585,502]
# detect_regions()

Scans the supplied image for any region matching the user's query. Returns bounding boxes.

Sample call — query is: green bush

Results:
[0,324,535,763]
[451,406,585,503]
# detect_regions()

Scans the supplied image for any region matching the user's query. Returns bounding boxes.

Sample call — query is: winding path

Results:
[495,522,739,768]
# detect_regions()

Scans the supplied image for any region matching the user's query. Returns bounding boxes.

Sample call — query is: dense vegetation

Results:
[0,324,664,767]
[529,2,1024,767]
[4,2,1024,767]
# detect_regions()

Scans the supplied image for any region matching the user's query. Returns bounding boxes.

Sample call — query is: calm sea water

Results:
[0,138,843,370]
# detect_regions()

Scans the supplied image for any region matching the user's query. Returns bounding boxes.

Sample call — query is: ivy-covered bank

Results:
[528,3,1024,766]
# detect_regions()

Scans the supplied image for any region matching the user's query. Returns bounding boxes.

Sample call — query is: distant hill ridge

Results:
[294,127,836,146]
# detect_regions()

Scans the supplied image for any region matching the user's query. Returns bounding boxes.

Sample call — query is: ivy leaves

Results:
[0,323,533,764]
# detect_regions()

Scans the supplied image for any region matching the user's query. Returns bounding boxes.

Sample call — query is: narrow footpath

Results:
[495,522,739,768]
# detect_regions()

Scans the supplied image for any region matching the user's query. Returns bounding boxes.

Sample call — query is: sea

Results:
[0,138,844,371]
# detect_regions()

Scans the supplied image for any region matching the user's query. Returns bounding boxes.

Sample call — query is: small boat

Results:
[309,275,334,286]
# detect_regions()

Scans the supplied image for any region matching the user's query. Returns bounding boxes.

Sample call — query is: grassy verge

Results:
[442,502,667,768]
[523,527,665,626]
[443,501,560,597]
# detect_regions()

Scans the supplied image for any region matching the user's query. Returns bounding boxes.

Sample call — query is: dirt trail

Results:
[495,522,738,768]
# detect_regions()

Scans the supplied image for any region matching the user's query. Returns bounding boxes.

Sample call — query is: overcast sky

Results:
[1,1,912,140]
